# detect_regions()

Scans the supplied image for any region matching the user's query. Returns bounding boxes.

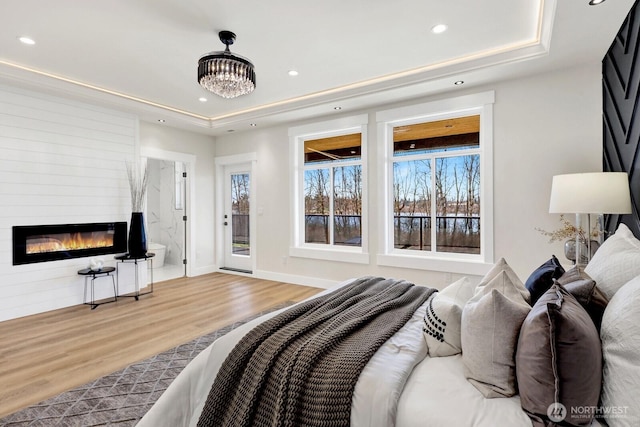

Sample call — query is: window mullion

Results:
[329,167,335,245]
[430,155,437,252]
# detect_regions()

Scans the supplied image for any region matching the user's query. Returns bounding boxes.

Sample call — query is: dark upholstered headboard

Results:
[603,0,640,238]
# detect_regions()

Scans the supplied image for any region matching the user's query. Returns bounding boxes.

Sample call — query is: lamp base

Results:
[564,239,600,265]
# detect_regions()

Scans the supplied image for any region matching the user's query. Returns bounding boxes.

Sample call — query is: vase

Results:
[564,238,600,265]
[128,212,148,257]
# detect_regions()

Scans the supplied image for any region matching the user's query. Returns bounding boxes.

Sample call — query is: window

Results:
[304,134,362,246]
[392,116,480,254]
[290,115,368,263]
[377,92,494,273]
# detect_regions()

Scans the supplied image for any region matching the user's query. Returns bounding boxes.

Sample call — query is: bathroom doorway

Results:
[142,148,195,282]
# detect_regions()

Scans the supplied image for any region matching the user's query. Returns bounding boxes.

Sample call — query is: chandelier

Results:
[197,31,256,99]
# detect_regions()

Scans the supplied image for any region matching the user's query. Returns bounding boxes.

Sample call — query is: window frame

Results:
[289,114,369,264]
[376,92,495,275]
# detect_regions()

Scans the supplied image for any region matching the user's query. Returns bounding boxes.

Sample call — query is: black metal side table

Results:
[114,253,155,300]
[77,266,117,310]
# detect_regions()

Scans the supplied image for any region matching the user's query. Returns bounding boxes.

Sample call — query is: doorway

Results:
[216,154,257,274]
[141,147,195,282]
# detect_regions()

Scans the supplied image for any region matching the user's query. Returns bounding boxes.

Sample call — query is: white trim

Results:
[479,101,495,263]
[215,152,258,273]
[289,246,370,264]
[215,152,258,165]
[376,253,493,276]
[140,146,196,277]
[377,91,495,267]
[375,92,495,123]
[142,147,198,165]
[288,114,369,138]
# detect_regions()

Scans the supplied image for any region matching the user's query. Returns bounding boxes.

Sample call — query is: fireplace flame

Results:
[26,232,114,254]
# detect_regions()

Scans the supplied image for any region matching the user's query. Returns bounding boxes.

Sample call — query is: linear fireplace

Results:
[13,222,128,265]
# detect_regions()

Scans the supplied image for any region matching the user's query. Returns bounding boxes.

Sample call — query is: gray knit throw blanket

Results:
[197,276,436,427]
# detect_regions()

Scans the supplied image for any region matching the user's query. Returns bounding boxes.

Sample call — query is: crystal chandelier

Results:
[198,31,256,99]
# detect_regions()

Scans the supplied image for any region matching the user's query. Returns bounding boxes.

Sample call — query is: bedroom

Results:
[0,0,638,425]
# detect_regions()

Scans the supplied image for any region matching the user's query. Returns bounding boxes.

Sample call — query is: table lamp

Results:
[549,172,632,265]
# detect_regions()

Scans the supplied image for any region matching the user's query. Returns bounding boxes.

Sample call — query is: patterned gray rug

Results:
[0,302,292,427]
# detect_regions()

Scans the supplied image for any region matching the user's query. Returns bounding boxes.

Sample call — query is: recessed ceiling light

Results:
[158,119,165,123]
[334,106,342,110]
[431,24,448,34]
[18,36,35,45]
[198,97,207,102]
[588,0,605,5]
[454,80,464,85]
[288,70,299,77]
[250,123,257,127]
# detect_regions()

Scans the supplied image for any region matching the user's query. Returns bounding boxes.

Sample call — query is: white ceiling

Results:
[0,0,634,135]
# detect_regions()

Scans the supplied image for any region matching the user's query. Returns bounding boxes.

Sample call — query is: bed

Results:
[137,223,640,427]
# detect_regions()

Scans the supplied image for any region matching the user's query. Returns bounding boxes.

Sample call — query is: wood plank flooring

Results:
[0,273,321,418]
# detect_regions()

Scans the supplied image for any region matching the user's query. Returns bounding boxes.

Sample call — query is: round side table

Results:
[77,266,117,310]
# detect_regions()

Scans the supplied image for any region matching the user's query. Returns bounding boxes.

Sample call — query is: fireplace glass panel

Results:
[13,222,127,265]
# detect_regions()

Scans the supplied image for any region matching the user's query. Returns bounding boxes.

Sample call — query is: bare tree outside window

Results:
[393,160,431,250]
[303,133,362,246]
[304,169,330,243]
[231,173,250,255]
[392,115,481,254]
[334,165,362,246]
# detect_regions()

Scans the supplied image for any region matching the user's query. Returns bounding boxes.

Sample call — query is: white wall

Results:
[214,64,602,288]
[138,121,217,276]
[0,85,136,321]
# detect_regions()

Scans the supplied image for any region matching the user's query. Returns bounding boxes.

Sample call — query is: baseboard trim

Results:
[253,269,340,289]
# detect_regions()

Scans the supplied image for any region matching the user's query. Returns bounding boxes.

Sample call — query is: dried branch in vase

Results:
[536,214,602,243]
[126,161,148,212]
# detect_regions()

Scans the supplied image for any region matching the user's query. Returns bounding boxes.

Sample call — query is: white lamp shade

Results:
[549,172,632,214]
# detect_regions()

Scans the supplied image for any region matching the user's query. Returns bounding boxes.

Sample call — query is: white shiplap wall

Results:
[0,84,137,321]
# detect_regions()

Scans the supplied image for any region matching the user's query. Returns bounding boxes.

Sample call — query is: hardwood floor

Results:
[0,273,321,418]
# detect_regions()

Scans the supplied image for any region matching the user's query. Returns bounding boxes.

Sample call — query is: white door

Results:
[223,164,253,272]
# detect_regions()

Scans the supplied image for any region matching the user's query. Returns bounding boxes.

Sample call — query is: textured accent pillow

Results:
[475,257,530,304]
[423,277,474,357]
[461,271,531,398]
[516,284,602,427]
[524,255,565,305]
[585,223,640,300]
[600,275,640,427]
[557,266,608,331]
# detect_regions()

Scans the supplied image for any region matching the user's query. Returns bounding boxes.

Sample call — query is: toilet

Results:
[147,242,166,268]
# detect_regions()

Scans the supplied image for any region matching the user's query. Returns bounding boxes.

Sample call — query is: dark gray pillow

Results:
[516,284,602,426]
[556,266,608,331]
[524,255,565,305]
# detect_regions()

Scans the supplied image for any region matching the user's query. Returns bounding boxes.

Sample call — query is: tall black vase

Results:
[128,212,148,257]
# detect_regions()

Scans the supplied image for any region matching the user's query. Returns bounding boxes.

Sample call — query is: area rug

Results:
[0,302,293,427]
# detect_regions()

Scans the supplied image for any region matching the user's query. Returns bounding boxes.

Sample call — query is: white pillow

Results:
[461,270,531,398]
[475,257,530,304]
[600,275,640,426]
[423,277,474,357]
[585,223,640,300]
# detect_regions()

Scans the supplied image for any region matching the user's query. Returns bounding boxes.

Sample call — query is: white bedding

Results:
[136,280,581,427]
